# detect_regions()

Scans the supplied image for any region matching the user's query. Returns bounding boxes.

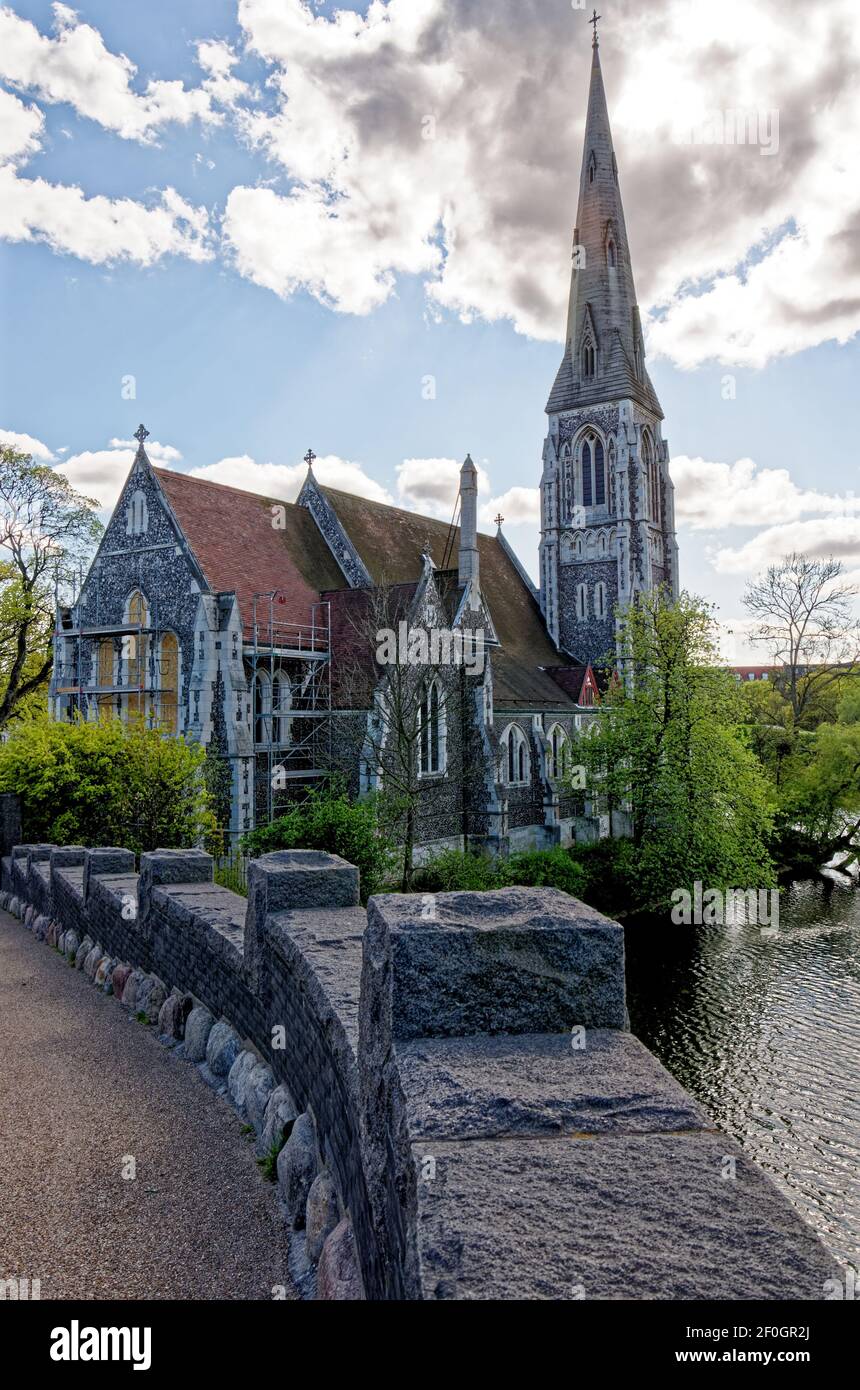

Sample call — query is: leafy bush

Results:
[505,846,588,897]
[0,717,213,854]
[567,837,641,915]
[241,783,393,902]
[412,846,588,899]
[411,848,504,894]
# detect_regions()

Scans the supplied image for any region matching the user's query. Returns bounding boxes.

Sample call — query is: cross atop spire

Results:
[133,424,149,446]
[590,9,600,47]
[304,448,317,470]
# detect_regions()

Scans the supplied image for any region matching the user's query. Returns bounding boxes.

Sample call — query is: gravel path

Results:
[0,911,294,1299]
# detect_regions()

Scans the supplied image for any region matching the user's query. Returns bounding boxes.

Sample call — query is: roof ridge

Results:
[320,483,500,539]
[153,466,303,510]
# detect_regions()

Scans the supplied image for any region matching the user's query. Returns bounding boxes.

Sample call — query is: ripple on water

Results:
[625,875,860,1272]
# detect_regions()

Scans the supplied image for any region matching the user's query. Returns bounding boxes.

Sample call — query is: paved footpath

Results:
[0,912,294,1299]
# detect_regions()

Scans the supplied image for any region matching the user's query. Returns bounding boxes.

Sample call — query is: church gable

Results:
[87,437,196,577]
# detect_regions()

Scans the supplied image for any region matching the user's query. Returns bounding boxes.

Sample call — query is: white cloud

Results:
[189,453,393,505]
[672,455,860,531]
[0,0,856,367]
[0,3,220,142]
[196,39,252,108]
[0,87,44,164]
[0,427,55,461]
[479,486,540,528]
[0,169,213,265]
[223,182,440,316]
[396,457,489,520]
[220,0,860,364]
[56,437,182,509]
[712,517,860,575]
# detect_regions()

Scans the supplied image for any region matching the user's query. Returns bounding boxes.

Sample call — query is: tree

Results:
[0,447,101,727]
[0,717,214,854]
[743,553,860,730]
[571,588,775,909]
[241,780,393,902]
[334,576,484,892]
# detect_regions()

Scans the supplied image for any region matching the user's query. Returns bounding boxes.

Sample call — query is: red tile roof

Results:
[154,467,344,636]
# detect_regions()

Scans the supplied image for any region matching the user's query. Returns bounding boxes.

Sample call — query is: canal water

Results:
[624,872,860,1272]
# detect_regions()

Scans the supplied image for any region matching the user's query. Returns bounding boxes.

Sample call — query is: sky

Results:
[0,0,858,661]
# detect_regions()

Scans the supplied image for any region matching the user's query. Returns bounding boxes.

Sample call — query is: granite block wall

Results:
[1,841,845,1303]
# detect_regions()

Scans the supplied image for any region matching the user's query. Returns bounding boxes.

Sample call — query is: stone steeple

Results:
[548,34,662,420]
[458,453,479,589]
[538,24,679,663]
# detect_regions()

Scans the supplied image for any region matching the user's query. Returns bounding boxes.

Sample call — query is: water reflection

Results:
[625,874,860,1271]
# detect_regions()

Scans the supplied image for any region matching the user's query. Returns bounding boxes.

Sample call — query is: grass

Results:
[256,1137,283,1183]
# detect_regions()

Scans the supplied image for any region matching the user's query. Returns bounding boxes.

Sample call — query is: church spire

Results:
[548,25,662,419]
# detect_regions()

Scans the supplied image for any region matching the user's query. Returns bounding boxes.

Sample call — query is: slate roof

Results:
[546,337,664,418]
[320,487,579,709]
[153,468,343,633]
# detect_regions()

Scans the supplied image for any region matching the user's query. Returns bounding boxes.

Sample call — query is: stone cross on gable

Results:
[494,512,505,529]
[134,424,149,445]
[304,448,317,469]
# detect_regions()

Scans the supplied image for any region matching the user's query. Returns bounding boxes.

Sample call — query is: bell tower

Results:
[539,16,679,662]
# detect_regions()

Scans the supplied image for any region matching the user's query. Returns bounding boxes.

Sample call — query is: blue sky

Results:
[1,0,858,661]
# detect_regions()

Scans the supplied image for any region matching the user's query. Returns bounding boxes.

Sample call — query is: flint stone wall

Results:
[1,844,843,1302]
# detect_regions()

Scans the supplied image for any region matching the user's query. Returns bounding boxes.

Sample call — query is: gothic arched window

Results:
[273,671,292,747]
[579,433,605,507]
[501,724,529,786]
[419,678,445,776]
[125,590,149,723]
[581,340,596,378]
[576,583,588,621]
[96,638,115,721]
[642,431,660,523]
[588,151,597,184]
[594,438,606,505]
[254,670,271,745]
[594,582,608,620]
[608,441,616,512]
[126,489,148,537]
[547,723,568,781]
[159,632,179,735]
[607,240,616,268]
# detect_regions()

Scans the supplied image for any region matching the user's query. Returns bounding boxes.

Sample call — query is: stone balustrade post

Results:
[244,849,359,996]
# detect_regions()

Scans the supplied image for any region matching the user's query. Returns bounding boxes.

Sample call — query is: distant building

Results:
[731,667,776,682]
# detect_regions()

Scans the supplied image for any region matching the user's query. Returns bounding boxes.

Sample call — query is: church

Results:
[50,28,678,858]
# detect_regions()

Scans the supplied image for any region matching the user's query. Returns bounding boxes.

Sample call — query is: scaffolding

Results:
[52,602,173,724]
[247,592,332,827]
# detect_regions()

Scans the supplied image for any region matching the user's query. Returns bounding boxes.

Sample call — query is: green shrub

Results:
[568,837,640,915]
[0,717,214,855]
[504,846,588,897]
[241,782,394,903]
[412,845,588,899]
[411,849,504,894]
